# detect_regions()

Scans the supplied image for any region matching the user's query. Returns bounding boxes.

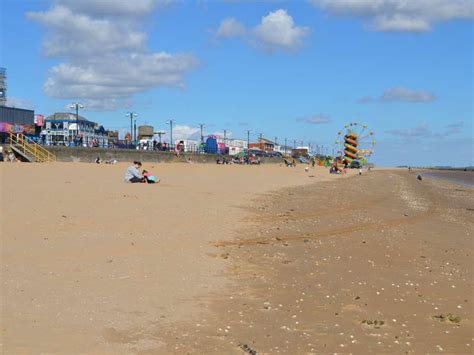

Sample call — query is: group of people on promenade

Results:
[124,161,159,184]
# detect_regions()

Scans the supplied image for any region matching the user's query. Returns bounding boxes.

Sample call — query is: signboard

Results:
[35,114,45,126]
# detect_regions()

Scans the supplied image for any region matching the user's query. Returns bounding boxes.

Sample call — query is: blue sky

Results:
[1,0,473,166]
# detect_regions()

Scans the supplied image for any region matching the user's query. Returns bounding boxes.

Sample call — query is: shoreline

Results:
[417,169,474,189]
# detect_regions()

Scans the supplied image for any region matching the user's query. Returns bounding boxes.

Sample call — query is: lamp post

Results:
[70,103,84,143]
[166,120,175,151]
[246,130,251,162]
[198,123,205,143]
[126,112,137,145]
[284,137,287,156]
[156,131,166,144]
[258,133,263,150]
[133,117,137,143]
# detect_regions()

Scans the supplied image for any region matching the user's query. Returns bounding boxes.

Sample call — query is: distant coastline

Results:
[396,166,473,171]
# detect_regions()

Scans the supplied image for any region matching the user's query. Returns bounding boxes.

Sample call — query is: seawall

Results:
[15,146,284,164]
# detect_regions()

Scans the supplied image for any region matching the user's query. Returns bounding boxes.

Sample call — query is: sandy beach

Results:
[1,162,340,353]
[1,163,472,354]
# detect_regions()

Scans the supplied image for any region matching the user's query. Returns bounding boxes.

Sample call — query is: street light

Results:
[198,123,205,143]
[134,117,137,143]
[70,102,84,133]
[166,119,176,151]
[126,112,137,144]
[246,130,251,162]
[155,131,166,144]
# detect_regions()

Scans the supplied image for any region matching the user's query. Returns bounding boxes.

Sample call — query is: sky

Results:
[1,0,473,167]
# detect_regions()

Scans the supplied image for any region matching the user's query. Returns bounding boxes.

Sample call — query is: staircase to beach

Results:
[9,132,56,162]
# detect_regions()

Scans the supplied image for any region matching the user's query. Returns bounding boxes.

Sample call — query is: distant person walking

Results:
[0,146,3,162]
[124,161,144,183]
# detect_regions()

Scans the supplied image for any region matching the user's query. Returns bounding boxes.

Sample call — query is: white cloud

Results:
[214,9,309,52]
[216,17,247,38]
[360,87,435,103]
[27,1,197,111]
[54,0,174,17]
[311,0,474,32]
[386,121,466,139]
[43,53,197,99]
[380,87,435,102]
[171,124,201,141]
[386,122,431,137]
[27,6,146,58]
[254,9,310,51]
[298,115,331,124]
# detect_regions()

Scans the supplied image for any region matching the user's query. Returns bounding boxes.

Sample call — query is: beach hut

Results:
[205,136,218,154]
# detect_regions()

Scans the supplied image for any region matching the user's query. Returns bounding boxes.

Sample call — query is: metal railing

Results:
[9,132,56,162]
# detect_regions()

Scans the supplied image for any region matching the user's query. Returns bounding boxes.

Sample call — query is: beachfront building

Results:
[40,112,108,147]
[174,139,200,152]
[249,138,275,152]
[278,144,293,156]
[226,139,248,155]
[0,106,36,143]
[0,68,39,143]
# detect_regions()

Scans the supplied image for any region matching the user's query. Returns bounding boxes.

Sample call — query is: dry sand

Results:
[1,163,472,354]
[0,162,341,353]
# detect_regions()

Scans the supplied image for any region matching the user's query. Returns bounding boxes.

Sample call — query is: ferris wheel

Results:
[335,122,376,162]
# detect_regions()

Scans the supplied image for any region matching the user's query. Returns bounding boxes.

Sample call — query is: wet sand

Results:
[1,163,472,354]
[152,170,473,354]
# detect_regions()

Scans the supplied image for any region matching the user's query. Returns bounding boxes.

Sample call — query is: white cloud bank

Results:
[27,0,197,111]
[216,9,310,52]
[310,0,474,32]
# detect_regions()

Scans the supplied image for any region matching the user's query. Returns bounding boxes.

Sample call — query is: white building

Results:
[226,139,248,155]
[175,139,200,152]
[40,113,108,147]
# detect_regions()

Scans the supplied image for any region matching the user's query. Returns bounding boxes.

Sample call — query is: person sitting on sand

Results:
[124,161,145,183]
[142,169,160,184]
[8,150,16,162]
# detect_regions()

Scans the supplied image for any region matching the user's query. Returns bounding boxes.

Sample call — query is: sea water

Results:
[422,170,474,189]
